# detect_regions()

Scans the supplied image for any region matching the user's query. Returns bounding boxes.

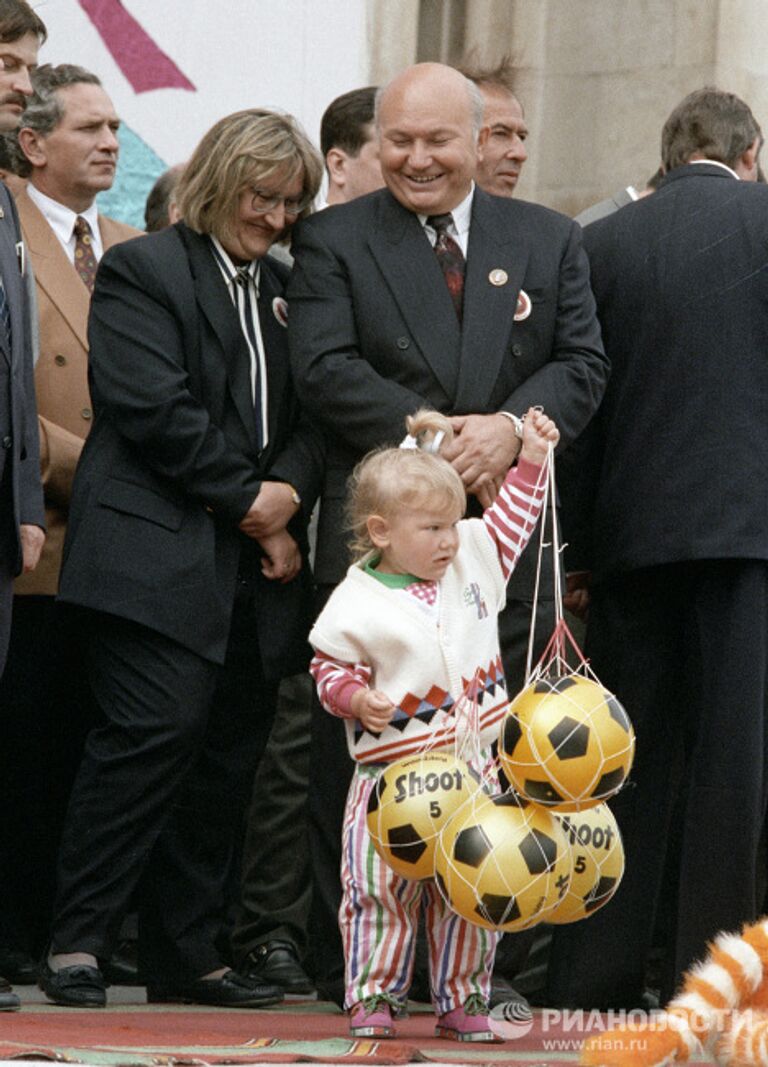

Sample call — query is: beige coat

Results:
[12,182,140,595]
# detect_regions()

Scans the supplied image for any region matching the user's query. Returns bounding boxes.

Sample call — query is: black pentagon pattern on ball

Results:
[388,824,428,863]
[493,791,530,810]
[519,828,558,874]
[535,675,577,694]
[606,695,631,733]
[524,778,565,805]
[584,875,618,913]
[548,715,589,760]
[477,892,521,926]
[502,714,523,754]
[435,868,448,902]
[592,766,626,798]
[454,824,493,868]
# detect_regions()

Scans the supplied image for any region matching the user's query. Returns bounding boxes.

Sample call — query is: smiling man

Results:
[0,63,139,989]
[288,61,608,1010]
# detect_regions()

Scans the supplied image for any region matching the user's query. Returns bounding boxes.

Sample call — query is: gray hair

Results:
[7,63,101,177]
[374,71,485,139]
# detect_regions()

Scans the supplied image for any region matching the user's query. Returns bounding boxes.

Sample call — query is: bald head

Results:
[376,63,482,216]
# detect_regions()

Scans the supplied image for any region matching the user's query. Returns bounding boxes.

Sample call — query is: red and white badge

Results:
[514,289,532,322]
[272,296,288,327]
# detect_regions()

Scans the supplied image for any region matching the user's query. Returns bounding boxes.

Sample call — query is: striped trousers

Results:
[340,764,498,1015]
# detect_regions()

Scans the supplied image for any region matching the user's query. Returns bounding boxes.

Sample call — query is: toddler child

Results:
[309,406,559,1041]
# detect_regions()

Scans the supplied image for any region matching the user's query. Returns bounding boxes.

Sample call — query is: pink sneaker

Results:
[435,995,501,1042]
[349,996,396,1038]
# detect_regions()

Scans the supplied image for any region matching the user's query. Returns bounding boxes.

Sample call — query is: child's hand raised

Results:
[519,407,559,464]
[350,687,395,732]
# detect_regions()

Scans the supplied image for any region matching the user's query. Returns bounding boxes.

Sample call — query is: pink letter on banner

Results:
[78,0,195,93]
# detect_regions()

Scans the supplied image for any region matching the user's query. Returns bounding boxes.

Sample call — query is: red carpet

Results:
[0,1002,717,1064]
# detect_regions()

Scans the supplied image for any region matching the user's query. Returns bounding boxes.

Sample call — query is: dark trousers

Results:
[546,560,768,1008]
[306,583,556,991]
[51,585,278,985]
[0,597,99,956]
[231,672,313,967]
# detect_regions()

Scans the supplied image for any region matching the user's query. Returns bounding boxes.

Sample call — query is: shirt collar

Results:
[27,182,101,246]
[209,236,261,294]
[687,159,740,180]
[419,182,475,236]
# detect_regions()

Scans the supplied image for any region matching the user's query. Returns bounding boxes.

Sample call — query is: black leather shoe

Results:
[0,950,38,984]
[147,968,283,1008]
[0,976,20,1011]
[246,941,315,995]
[39,961,107,1008]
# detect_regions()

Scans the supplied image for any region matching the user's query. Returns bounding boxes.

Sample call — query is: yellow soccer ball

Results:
[548,804,625,923]
[366,752,483,880]
[434,792,573,932]
[498,675,635,812]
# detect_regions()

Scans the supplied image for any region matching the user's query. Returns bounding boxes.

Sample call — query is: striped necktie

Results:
[235,267,265,451]
[427,213,465,322]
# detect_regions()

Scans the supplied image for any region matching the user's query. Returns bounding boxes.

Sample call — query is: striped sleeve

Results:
[482,456,547,581]
[310,650,373,718]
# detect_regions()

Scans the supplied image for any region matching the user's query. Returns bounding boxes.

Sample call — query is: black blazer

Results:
[287,186,608,584]
[0,180,44,573]
[58,223,323,670]
[566,163,768,579]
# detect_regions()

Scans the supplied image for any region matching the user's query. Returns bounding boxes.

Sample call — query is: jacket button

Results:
[54,354,66,366]
[2,435,11,449]
[81,407,92,420]
[511,343,523,356]
[396,337,410,350]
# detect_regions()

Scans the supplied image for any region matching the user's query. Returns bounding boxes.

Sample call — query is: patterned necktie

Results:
[0,274,11,352]
[73,216,98,293]
[234,266,265,451]
[427,213,465,322]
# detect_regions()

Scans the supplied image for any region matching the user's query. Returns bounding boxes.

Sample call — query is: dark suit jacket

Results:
[58,222,323,670]
[0,180,44,574]
[287,185,608,585]
[565,162,768,580]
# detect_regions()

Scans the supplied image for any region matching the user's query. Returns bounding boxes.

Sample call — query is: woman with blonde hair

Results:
[40,109,324,1010]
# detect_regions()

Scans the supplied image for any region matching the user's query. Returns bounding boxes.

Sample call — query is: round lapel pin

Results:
[489,268,508,287]
[514,289,532,321]
[272,296,288,327]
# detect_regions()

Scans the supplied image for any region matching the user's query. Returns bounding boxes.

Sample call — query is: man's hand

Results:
[564,571,591,621]
[258,529,301,583]
[239,482,299,540]
[350,687,395,732]
[20,524,45,573]
[441,413,521,499]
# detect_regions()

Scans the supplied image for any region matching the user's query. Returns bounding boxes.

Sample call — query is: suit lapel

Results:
[16,188,90,352]
[367,193,461,399]
[257,259,288,451]
[178,225,258,452]
[454,189,529,411]
[0,200,18,366]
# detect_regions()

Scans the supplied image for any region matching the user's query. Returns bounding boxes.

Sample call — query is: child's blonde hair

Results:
[347,409,467,562]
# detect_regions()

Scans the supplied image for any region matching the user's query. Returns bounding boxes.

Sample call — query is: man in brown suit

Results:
[0,63,139,982]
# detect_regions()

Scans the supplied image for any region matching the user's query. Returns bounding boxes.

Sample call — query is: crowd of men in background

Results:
[0,0,766,1028]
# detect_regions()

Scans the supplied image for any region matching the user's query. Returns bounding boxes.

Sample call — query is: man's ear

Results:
[18,127,45,168]
[476,123,490,163]
[325,147,348,189]
[366,514,390,550]
[735,138,761,181]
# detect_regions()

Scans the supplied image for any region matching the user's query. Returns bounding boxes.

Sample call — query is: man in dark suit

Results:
[0,0,47,1014]
[546,87,768,1010]
[288,62,608,1003]
[40,109,325,1009]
